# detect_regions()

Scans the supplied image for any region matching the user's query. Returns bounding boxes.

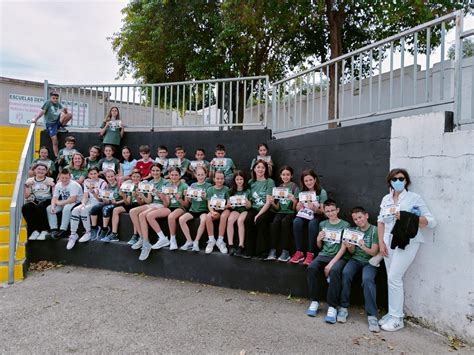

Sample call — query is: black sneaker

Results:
[234,246,244,257]
[49,229,59,240]
[58,126,69,133]
[57,230,69,239]
[98,227,110,241]
[90,227,100,241]
[228,246,237,256]
[108,232,120,242]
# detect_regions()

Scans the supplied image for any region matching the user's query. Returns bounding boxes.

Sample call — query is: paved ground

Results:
[0,265,470,354]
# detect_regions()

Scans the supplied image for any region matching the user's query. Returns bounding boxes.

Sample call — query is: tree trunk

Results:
[325,0,345,128]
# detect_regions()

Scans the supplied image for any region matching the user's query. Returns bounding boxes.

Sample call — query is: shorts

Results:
[123,203,140,212]
[169,206,185,213]
[188,211,207,219]
[45,119,62,137]
[149,203,164,209]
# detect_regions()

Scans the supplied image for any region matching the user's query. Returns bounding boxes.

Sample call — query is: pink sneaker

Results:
[303,252,315,266]
[289,251,305,264]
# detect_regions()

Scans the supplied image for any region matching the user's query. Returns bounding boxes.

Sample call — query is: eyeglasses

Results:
[325,209,337,213]
[391,177,405,182]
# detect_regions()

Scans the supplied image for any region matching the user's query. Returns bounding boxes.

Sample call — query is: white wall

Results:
[390,111,474,341]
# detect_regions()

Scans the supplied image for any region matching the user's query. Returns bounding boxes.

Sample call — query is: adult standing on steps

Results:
[31,91,73,158]
[377,168,436,332]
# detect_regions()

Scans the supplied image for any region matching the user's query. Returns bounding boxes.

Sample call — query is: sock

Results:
[217,236,224,243]
[208,235,215,242]
[193,240,199,246]
[91,226,98,231]
[170,235,176,243]
[157,231,165,239]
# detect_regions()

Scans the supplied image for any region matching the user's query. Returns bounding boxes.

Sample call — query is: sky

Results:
[0,0,473,86]
[0,0,132,85]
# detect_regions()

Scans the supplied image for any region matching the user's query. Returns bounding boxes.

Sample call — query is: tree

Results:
[448,38,474,60]
[111,0,471,125]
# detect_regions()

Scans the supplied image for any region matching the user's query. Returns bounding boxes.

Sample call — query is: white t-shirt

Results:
[84,178,107,204]
[53,180,83,203]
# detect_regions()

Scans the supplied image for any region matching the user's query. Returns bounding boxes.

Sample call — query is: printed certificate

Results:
[323,228,342,244]
[120,181,135,193]
[299,191,317,203]
[272,187,289,199]
[381,203,400,218]
[229,195,247,208]
[210,197,226,210]
[138,181,154,193]
[162,185,178,195]
[342,229,364,246]
[167,158,181,168]
[186,187,206,199]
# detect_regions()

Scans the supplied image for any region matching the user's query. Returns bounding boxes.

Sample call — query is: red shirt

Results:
[135,159,154,177]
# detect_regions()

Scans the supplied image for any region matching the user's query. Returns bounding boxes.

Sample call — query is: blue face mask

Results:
[391,180,405,192]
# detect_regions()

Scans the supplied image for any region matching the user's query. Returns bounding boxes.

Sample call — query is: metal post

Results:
[264,76,269,129]
[453,11,463,127]
[151,86,155,131]
[43,80,49,100]
[271,85,276,132]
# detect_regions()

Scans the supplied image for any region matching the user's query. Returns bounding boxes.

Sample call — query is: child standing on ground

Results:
[290,169,328,266]
[209,144,235,187]
[204,170,230,254]
[306,199,350,324]
[226,171,251,257]
[99,106,124,152]
[178,166,212,251]
[120,146,137,182]
[31,91,72,157]
[267,166,299,262]
[67,167,107,249]
[250,143,274,176]
[338,206,380,332]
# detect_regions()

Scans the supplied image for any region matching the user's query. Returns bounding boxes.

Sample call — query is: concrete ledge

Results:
[26,239,388,307]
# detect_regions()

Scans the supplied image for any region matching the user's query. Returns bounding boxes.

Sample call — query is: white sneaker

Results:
[169,238,178,251]
[180,241,193,251]
[78,231,91,243]
[66,233,79,250]
[378,313,391,326]
[192,242,200,252]
[369,254,383,267]
[37,231,48,241]
[216,240,228,254]
[381,316,404,332]
[139,242,152,261]
[205,239,216,254]
[29,231,40,240]
[131,237,143,250]
[152,237,170,250]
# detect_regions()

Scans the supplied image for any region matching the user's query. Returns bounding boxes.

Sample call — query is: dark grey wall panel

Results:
[268,120,391,221]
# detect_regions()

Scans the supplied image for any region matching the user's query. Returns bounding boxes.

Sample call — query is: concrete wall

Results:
[390,112,474,341]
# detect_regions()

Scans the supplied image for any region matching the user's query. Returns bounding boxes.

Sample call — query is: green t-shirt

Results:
[151,178,167,204]
[189,181,212,213]
[166,181,188,209]
[32,158,56,173]
[231,189,251,213]
[275,182,300,214]
[65,167,88,182]
[106,181,122,202]
[179,158,191,177]
[99,157,120,173]
[352,224,379,262]
[100,120,122,146]
[41,100,63,124]
[211,158,235,177]
[57,148,77,167]
[249,178,275,210]
[86,158,100,169]
[319,219,351,258]
[206,185,230,201]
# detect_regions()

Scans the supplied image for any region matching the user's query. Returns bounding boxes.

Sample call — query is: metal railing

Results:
[271,10,470,133]
[8,122,36,284]
[48,76,270,130]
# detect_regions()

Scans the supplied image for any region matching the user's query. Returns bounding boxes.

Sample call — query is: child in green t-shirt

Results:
[249,143,274,177]
[99,106,124,150]
[338,206,380,332]
[205,170,231,254]
[57,136,78,171]
[209,144,236,187]
[86,145,101,169]
[30,146,55,177]
[226,171,251,257]
[178,166,212,252]
[174,146,191,183]
[98,145,122,176]
[306,199,350,324]
[267,165,300,262]
[64,152,87,186]
[188,148,210,183]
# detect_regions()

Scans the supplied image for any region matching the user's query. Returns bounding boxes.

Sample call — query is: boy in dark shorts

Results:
[31,91,73,157]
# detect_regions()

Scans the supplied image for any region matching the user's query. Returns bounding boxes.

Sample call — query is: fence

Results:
[271,10,473,134]
[48,76,270,130]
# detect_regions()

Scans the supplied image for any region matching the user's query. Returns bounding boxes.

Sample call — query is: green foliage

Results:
[448,38,474,59]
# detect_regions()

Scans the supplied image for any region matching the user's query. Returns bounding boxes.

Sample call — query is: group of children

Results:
[26,94,383,332]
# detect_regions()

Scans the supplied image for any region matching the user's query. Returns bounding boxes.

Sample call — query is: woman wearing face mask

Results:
[377,168,436,332]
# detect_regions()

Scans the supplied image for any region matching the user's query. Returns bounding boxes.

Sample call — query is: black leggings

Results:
[269,213,294,252]
[22,199,51,235]
[244,208,274,256]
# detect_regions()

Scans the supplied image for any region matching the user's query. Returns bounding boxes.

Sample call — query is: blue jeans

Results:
[307,254,346,307]
[293,217,319,253]
[340,258,378,316]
